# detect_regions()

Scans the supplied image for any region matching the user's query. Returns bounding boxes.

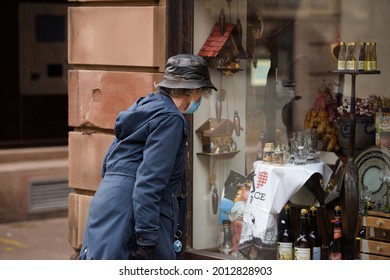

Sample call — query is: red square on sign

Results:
[256,171,268,188]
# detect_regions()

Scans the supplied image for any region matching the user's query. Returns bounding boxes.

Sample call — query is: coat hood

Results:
[114,89,185,140]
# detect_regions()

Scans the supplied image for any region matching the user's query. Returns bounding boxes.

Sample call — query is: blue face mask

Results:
[183,96,202,114]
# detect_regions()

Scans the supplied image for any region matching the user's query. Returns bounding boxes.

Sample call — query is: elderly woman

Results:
[80,54,216,260]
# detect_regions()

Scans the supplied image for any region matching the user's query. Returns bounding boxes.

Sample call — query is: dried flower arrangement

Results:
[336,95,390,119]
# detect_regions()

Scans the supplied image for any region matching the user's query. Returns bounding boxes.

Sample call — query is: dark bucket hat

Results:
[156,54,217,91]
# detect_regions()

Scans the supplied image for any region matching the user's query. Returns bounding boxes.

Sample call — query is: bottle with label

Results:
[309,206,322,260]
[358,42,366,71]
[277,204,294,260]
[364,42,371,71]
[370,42,377,70]
[346,42,357,70]
[328,206,344,260]
[294,208,312,260]
[337,41,346,70]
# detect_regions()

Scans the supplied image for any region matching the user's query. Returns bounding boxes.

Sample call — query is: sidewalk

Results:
[0,217,75,260]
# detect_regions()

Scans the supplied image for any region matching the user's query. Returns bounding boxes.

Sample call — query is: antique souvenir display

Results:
[354,146,390,213]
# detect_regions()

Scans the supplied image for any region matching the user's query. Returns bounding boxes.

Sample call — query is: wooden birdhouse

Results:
[198,10,246,76]
[196,118,239,156]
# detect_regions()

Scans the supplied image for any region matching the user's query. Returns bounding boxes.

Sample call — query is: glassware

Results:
[263,142,275,164]
[303,128,318,163]
[291,131,306,165]
[281,145,289,164]
[364,42,371,71]
[219,219,232,254]
[369,42,377,71]
[346,42,357,70]
[358,42,366,71]
[273,144,284,165]
[337,41,346,70]
[289,131,302,163]
[294,145,307,165]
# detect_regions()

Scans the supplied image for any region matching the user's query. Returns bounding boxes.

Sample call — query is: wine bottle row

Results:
[277,204,345,260]
[337,41,377,71]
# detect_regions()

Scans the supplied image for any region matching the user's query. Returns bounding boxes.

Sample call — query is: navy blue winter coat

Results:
[79,89,188,259]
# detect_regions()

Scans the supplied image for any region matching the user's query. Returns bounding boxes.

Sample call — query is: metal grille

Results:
[29,178,72,213]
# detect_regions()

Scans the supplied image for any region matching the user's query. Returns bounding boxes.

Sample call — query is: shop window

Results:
[191,0,389,260]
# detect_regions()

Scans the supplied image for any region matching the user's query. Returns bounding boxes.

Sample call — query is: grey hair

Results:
[159,87,212,99]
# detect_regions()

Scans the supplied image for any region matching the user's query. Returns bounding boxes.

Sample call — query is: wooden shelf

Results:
[196,150,240,159]
[329,70,381,75]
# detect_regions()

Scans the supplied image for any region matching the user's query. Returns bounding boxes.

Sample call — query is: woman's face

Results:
[191,89,203,103]
[190,88,211,102]
[178,88,213,113]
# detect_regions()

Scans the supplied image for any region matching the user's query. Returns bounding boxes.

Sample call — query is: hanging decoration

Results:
[196,116,240,215]
[198,0,246,76]
[196,0,246,215]
[208,167,219,216]
[232,0,246,59]
[246,1,264,68]
[210,158,218,215]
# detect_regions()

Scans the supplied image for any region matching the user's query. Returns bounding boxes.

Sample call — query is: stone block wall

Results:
[67,1,166,255]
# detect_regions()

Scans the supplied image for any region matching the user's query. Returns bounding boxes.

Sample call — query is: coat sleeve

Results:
[132,114,186,246]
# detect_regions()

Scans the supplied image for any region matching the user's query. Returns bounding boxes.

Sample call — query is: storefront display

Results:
[238,159,332,259]
[188,0,389,260]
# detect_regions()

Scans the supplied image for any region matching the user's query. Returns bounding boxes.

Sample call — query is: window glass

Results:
[193,0,388,258]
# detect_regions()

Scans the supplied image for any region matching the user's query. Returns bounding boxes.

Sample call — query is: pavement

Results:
[0,217,75,260]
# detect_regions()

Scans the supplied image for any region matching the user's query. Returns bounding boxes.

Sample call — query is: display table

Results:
[238,161,333,259]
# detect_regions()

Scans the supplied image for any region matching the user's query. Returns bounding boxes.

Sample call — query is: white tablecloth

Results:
[238,161,332,258]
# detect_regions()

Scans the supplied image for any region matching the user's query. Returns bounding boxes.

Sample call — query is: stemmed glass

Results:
[379,167,390,213]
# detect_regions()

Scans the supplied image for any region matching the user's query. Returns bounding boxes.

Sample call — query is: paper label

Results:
[313,246,321,260]
[277,242,293,260]
[294,247,311,260]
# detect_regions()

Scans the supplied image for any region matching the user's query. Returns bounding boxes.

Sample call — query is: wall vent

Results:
[29,178,72,213]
